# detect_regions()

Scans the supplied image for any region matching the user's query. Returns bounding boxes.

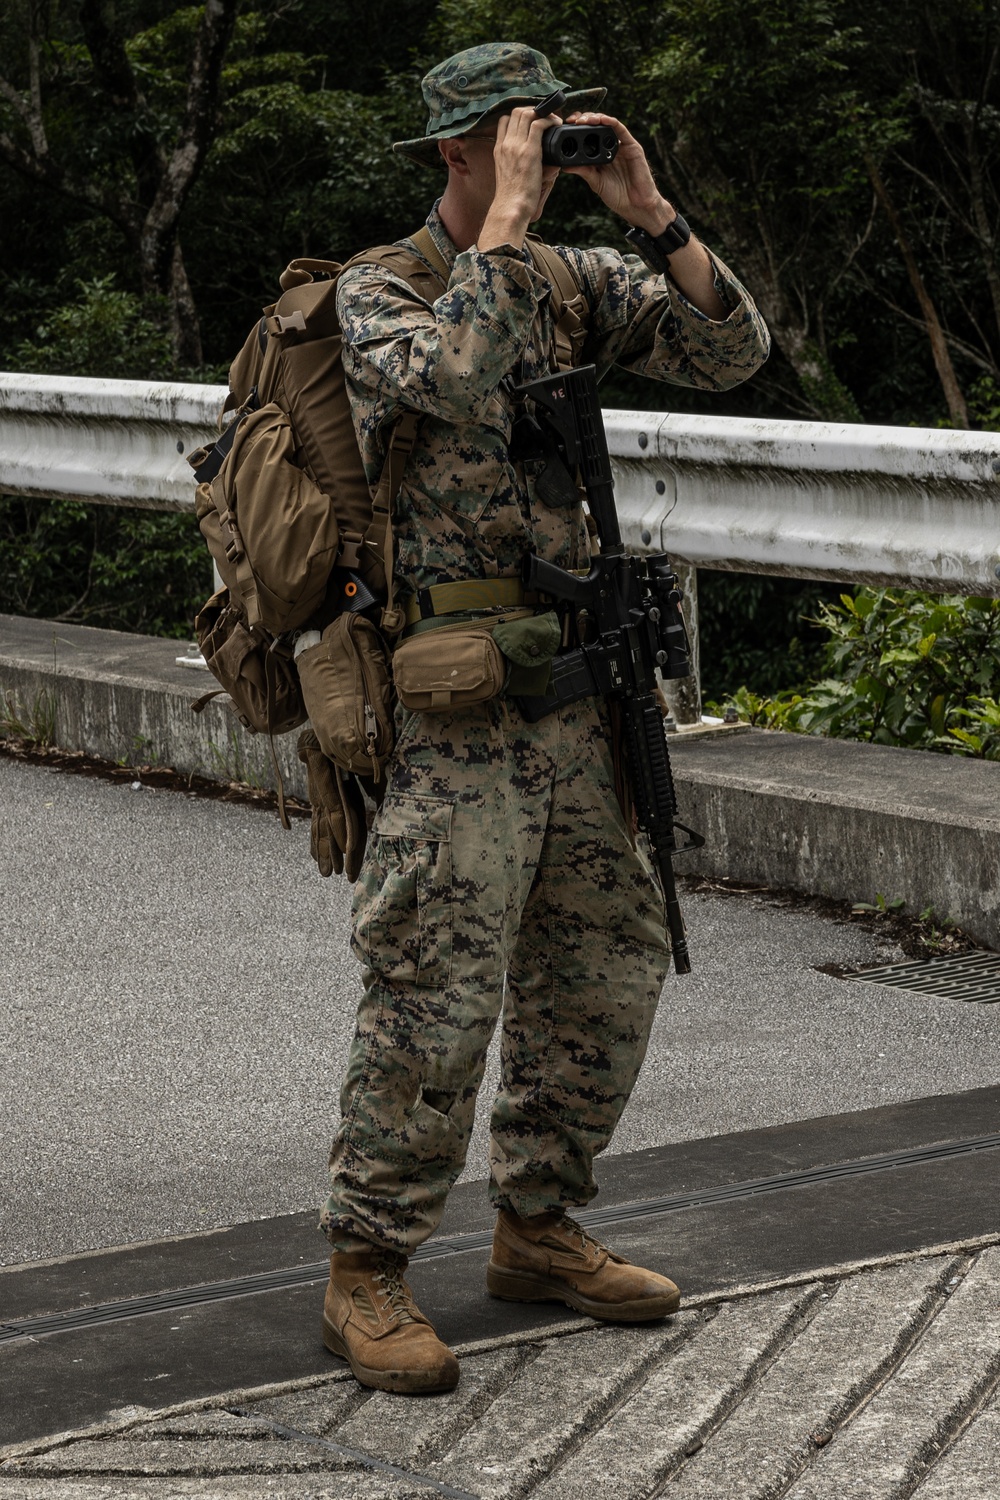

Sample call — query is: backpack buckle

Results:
[272,309,307,335]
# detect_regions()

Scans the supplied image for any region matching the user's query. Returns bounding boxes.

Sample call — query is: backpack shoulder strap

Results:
[340,238,449,635]
[525,236,590,371]
[409,224,452,285]
[342,233,449,308]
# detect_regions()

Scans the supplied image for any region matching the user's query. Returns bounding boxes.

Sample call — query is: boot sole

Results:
[322,1312,459,1394]
[485,1261,681,1322]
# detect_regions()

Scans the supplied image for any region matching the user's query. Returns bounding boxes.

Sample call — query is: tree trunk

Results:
[170,241,203,369]
[1,0,237,372]
[653,133,862,423]
[866,153,969,428]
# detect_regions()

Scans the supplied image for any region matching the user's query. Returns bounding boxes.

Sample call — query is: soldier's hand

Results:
[297,729,367,881]
[479,105,561,250]
[564,110,729,318]
[562,112,672,234]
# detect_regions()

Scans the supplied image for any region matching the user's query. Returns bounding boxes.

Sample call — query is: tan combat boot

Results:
[323,1248,459,1393]
[487,1210,681,1321]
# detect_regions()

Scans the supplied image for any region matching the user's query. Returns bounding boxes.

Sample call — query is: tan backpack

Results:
[187,227,587,817]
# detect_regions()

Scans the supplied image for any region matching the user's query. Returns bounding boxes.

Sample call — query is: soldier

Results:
[319,42,770,1393]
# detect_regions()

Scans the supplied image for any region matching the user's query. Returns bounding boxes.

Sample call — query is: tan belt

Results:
[403,571,593,629]
[403,578,529,628]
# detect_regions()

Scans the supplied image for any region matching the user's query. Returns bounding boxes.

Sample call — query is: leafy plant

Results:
[8,277,175,381]
[852,893,906,915]
[0,498,210,639]
[714,589,1000,755]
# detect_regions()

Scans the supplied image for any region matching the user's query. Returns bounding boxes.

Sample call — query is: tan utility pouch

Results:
[296,612,395,779]
[393,626,507,711]
[192,588,306,736]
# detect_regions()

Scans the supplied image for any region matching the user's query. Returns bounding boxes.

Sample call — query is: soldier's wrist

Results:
[628,197,675,236]
[478,218,528,255]
[479,196,534,253]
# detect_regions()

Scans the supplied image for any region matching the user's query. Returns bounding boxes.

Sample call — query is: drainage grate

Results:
[856,950,1000,1003]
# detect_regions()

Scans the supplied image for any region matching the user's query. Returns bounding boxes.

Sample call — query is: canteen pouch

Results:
[192,588,306,735]
[296,612,395,779]
[493,610,561,695]
[393,626,507,711]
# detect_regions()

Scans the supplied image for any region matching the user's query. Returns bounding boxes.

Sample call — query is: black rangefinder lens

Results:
[541,125,618,167]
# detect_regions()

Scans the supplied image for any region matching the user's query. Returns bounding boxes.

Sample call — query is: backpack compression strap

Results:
[524,235,590,371]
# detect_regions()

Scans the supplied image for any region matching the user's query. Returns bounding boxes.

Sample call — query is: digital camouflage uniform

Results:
[321,198,770,1255]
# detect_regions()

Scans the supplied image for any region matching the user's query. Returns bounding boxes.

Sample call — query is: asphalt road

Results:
[3,754,997,1269]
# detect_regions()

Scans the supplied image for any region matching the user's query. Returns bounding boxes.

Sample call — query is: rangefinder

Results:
[533,89,618,168]
[542,124,618,167]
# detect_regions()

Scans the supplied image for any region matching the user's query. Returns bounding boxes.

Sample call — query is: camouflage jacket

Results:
[337,201,770,594]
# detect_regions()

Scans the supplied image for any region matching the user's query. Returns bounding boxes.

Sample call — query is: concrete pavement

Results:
[3,747,1000,1496]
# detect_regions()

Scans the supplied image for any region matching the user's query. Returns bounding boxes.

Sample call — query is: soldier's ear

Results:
[439,136,472,175]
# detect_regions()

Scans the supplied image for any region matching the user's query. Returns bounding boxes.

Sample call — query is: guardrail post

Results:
[660,561,701,726]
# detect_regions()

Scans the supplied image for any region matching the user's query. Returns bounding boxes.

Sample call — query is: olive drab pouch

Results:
[295,613,395,779]
[493,610,561,696]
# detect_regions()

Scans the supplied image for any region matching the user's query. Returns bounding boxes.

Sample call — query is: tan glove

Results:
[297,729,367,881]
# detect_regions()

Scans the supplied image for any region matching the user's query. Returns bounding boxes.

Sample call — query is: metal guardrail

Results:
[606,409,1000,595]
[0,372,222,513]
[3,373,999,722]
[3,373,999,593]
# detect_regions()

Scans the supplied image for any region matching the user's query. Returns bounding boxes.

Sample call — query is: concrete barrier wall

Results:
[669,731,1000,950]
[0,614,307,800]
[4,612,998,950]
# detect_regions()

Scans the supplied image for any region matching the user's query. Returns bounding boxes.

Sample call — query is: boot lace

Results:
[371,1253,418,1324]
[559,1215,607,1258]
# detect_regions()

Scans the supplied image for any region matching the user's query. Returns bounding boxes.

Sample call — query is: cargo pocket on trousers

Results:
[359,1085,459,1169]
[351,793,454,987]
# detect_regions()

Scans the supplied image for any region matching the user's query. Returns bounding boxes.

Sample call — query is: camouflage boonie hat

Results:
[393,42,607,169]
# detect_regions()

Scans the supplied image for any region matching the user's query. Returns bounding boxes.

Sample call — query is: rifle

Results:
[512,364,703,975]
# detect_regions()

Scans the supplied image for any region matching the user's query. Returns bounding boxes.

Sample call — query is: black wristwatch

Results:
[625,212,692,274]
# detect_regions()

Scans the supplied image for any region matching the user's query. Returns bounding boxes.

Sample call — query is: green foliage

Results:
[713,588,1000,758]
[852,894,906,915]
[698,573,842,701]
[7,276,175,381]
[0,498,208,639]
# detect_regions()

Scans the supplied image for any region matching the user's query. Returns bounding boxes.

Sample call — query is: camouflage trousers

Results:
[321,695,671,1254]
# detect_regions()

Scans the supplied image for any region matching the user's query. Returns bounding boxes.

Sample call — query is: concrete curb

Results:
[6,1233,999,1468]
[0,613,308,800]
[668,730,1000,949]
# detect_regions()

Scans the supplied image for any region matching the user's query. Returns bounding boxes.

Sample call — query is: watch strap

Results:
[625,213,692,274]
